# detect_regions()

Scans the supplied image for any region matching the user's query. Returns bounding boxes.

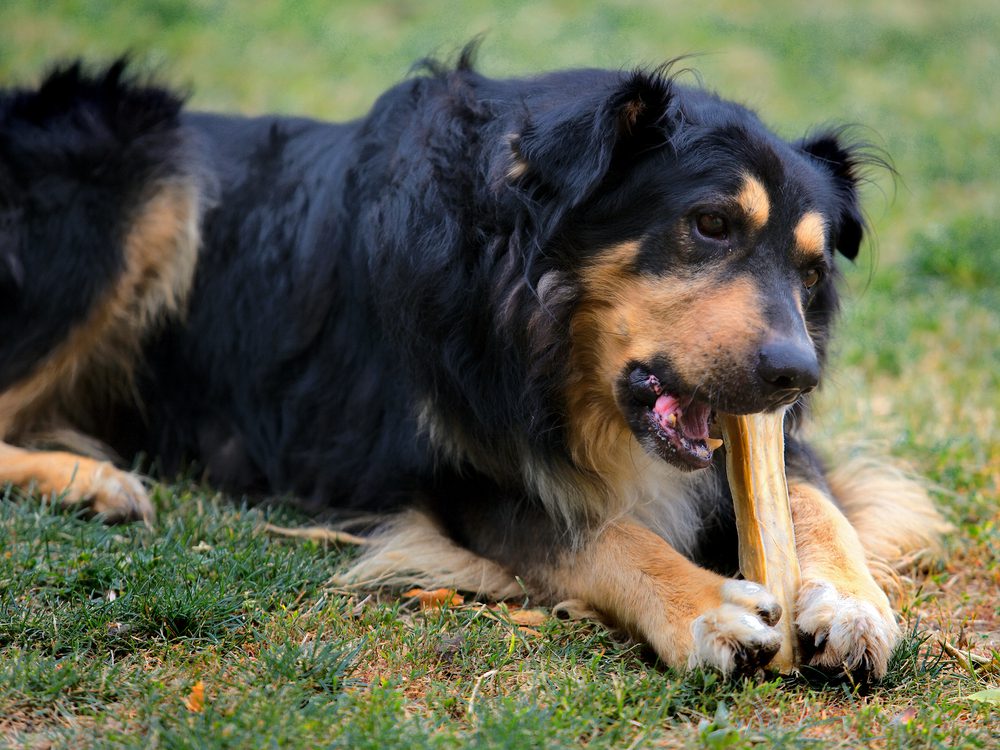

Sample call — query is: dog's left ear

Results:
[507,70,674,208]
[797,133,865,260]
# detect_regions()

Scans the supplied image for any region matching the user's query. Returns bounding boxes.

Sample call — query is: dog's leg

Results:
[360,469,782,673]
[536,520,784,674]
[789,481,900,680]
[0,442,152,523]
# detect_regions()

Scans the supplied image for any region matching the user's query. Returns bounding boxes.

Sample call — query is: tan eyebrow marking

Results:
[794,211,827,261]
[735,174,770,231]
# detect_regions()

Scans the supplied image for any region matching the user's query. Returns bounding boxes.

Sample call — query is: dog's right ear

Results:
[506,69,675,209]
[797,132,867,261]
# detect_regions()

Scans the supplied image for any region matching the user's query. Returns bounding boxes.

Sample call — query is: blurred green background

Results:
[0,1,996,256]
[2,0,997,262]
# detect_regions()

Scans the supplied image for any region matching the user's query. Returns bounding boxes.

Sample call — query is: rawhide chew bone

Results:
[721,411,801,672]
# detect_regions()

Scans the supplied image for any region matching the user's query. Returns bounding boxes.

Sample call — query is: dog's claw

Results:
[795,580,899,681]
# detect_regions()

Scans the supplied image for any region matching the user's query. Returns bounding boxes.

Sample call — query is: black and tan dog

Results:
[0,51,949,679]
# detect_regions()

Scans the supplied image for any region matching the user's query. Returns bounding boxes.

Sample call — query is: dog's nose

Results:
[757,339,820,399]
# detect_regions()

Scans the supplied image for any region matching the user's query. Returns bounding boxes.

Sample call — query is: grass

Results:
[1,1,998,747]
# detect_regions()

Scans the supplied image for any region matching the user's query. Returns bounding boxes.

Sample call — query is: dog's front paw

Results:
[795,580,900,682]
[688,580,783,675]
[52,459,154,524]
[84,462,154,524]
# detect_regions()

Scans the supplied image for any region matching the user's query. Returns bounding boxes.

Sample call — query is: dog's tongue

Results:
[654,394,710,440]
[653,394,679,417]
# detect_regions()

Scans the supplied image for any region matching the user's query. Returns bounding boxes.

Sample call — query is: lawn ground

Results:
[1,1,998,747]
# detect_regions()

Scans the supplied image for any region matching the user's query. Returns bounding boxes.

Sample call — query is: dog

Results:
[0,49,949,680]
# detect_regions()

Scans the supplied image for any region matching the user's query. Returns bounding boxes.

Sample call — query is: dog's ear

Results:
[507,69,674,208]
[797,132,866,261]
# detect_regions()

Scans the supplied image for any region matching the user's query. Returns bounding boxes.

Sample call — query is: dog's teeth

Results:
[705,437,723,450]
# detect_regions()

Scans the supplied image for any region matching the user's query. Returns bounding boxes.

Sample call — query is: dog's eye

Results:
[802,267,823,289]
[695,213,729,241]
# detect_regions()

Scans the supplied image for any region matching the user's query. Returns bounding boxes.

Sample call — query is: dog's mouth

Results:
[622,367,723,471]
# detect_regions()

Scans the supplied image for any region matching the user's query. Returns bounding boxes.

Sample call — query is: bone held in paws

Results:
[721,411,801,672]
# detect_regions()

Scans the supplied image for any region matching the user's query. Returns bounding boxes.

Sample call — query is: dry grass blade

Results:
[937,635,1000,675]
[260,522,367,546]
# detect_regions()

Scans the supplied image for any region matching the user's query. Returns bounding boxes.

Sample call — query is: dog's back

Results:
[146,109,421,508]
[0,63,438,511]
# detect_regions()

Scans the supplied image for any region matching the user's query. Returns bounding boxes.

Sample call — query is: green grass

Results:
[1,1,999,747]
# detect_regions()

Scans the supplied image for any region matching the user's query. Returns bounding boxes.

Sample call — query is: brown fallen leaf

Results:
[517,626,543,637]
[184,680,205,713]
[508,608,548,627]
[402,588,464,609]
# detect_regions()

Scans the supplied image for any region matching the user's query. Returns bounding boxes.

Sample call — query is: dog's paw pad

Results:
[795,580,899,682]
[688,582,783,675]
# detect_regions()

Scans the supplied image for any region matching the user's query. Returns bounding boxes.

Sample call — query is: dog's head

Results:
[506,68,870,474]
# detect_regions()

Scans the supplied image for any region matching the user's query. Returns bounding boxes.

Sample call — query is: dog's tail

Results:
[828,455,953,592]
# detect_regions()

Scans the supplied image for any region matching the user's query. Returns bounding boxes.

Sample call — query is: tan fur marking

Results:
[505,133,530,181]
[506,158,529,182]
[620,98,646,133]
[0,180,199,522]
[789,480,903,677]
[0,440,152,521]
[566,242,764,487]
[736,174,770,231]
[534,519,784,672]
[789,482,888,601]
[793,211,826,263]
[0,179,200,441]
[537,520,725,662]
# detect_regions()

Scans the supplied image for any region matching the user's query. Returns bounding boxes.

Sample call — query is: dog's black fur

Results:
[1,50,943,678]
